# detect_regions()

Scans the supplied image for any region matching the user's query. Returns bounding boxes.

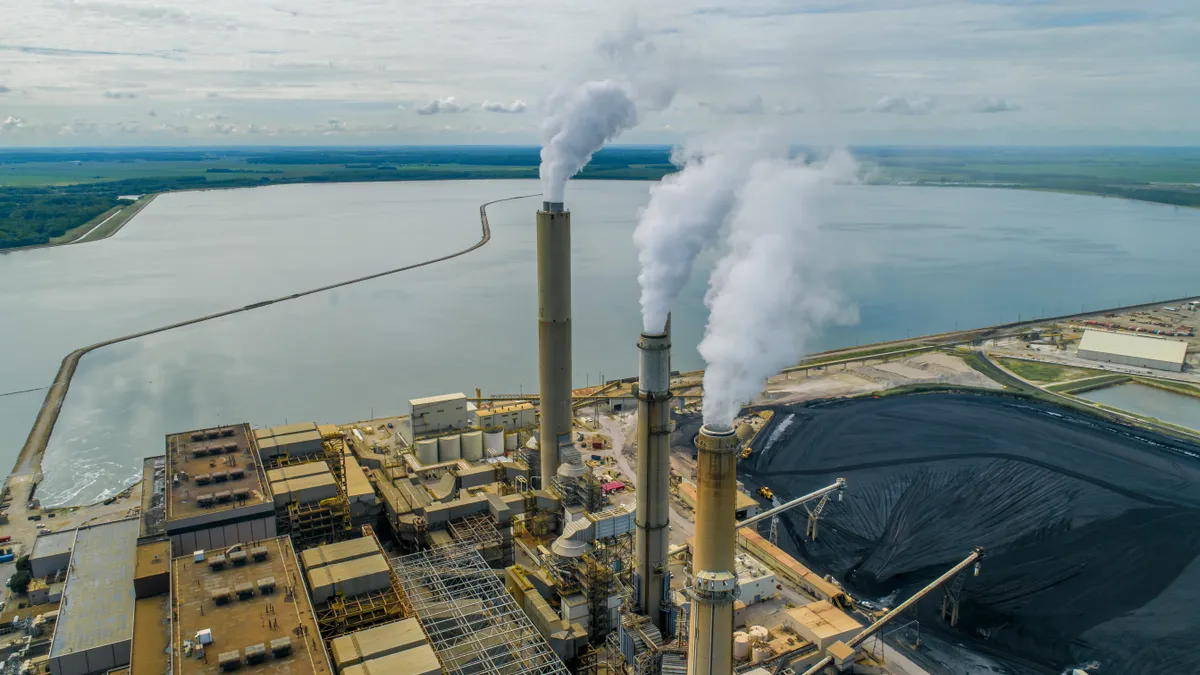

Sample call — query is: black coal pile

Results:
[739,393,1200,675]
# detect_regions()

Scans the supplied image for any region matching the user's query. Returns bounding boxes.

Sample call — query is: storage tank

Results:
[461,431,484,462]
[733,632,750,660]
[484,431,505,456]
[438,434,461,462]
[416,439,437,466]
[749,626,769,642]
[752,645,772,662]
[504,432,518,451]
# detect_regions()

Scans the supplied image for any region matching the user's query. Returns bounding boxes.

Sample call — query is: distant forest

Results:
[2,145,1199,249]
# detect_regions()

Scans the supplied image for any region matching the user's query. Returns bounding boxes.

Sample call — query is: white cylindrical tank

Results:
[461,431,484,462]
[733,633,750,660]
[416,439,438,466]
[504,432,518,451]
[485,431,505,456]
[438,434,461,462]
[752,645,772,662]
[749,626,769,642]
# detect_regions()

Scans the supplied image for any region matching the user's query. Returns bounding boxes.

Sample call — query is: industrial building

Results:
[161,424,277,555]
[48,518,140,675]
[1077,328,1189,371]
[30,529,75,578]
[410,393,470,435]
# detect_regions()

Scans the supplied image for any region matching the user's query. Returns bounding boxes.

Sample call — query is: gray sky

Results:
[1,0,1197,146]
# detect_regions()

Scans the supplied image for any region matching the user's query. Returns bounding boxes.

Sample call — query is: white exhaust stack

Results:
[536,201,572,481]
[635,316,671,627]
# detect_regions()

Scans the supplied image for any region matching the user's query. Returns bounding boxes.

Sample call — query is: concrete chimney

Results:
[536,202,571,482]
[687,423,739,675]
[635,320,671,628]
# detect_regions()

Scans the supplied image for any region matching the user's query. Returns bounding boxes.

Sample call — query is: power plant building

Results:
[48,518,140,675]
[410,393,469,435]
[1077,329,1188,372]
[161,424,277,555]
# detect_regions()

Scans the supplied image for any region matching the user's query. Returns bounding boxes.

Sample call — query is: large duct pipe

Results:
[635,322,671,628]
[537,202,572,482]
[688,424,739,675]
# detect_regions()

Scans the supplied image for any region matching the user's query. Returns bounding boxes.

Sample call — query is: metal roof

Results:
[409,393,467,407]
[49,518,140,659]
[1079,329,1188,364]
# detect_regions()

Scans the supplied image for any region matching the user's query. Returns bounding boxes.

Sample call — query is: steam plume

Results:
[634,131,778,333]
[699,149,860,427]
[539,80,637,204]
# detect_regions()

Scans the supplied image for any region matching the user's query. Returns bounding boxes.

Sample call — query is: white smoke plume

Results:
[539,80,637,204]
[633,130,780,333]
[699,149,860,427]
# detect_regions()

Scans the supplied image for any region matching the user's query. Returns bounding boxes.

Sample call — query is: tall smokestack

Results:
[687,424,739,675]
[537,201,572,482]
[635,318,671,628]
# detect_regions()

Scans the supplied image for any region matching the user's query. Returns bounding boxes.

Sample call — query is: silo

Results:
[732,632,750,661]
[438,434,461,462]
[484,430,505,456]
[461,431,484,462]
[415,439,438,466]
[504,432,518,452]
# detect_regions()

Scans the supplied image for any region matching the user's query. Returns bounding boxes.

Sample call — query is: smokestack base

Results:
[542,201,565,213]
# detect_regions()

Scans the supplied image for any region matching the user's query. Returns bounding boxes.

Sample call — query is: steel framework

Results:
[270,438,354,547]
[391,544,571,675]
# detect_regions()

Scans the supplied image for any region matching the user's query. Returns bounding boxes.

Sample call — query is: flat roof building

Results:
[410,393,468,436]
[783,600,861,651]
[170,536,331,675]
[48,518,140,675]
[254,423,324,460]
[163,424,276,555]
[1077,329,1189,372]
[31,529,76,578]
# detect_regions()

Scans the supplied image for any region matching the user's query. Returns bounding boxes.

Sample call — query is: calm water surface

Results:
[2,180,1200,505]
[1079,382,1200,430]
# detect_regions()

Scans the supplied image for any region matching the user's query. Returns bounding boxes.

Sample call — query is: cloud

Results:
[700,95,765,115]
[102,90,138,99]
[870,95,936,115]
[972,97,1021,113]
[322,118,346,134]
[481,99,527,113]
[416,97,467,115]
[396,103,406,110]
[195,112,227,121]
[1,116,22,131]
[774,104,804,115]
[153,123,189,133]
[58,120,98,135]
[0,85,10,94]
[207,122,235,134]
[148,110,157,117]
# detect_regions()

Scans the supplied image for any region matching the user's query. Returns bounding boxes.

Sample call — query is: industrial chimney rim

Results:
[699,423,735,437]
[542,201,566,213]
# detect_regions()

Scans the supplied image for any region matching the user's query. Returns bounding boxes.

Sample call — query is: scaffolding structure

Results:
[314,525,414,640]
[272,438,355,548]
[446,512,514,568]
[391,544,571,675]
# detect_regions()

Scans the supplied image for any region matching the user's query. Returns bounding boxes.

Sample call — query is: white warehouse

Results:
[1077,329,1189,372]
[409,393,468,436]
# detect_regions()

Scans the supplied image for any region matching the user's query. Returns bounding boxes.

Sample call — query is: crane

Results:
[793,546,985,675]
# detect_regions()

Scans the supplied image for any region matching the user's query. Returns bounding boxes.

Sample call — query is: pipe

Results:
[688,424,740,675]
[736,478,846,531]
[797,546,985,675]
[536,202,571,482]
[635,324,671,628]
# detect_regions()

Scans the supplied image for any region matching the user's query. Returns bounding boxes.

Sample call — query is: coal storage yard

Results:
[736,393,1200,675]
